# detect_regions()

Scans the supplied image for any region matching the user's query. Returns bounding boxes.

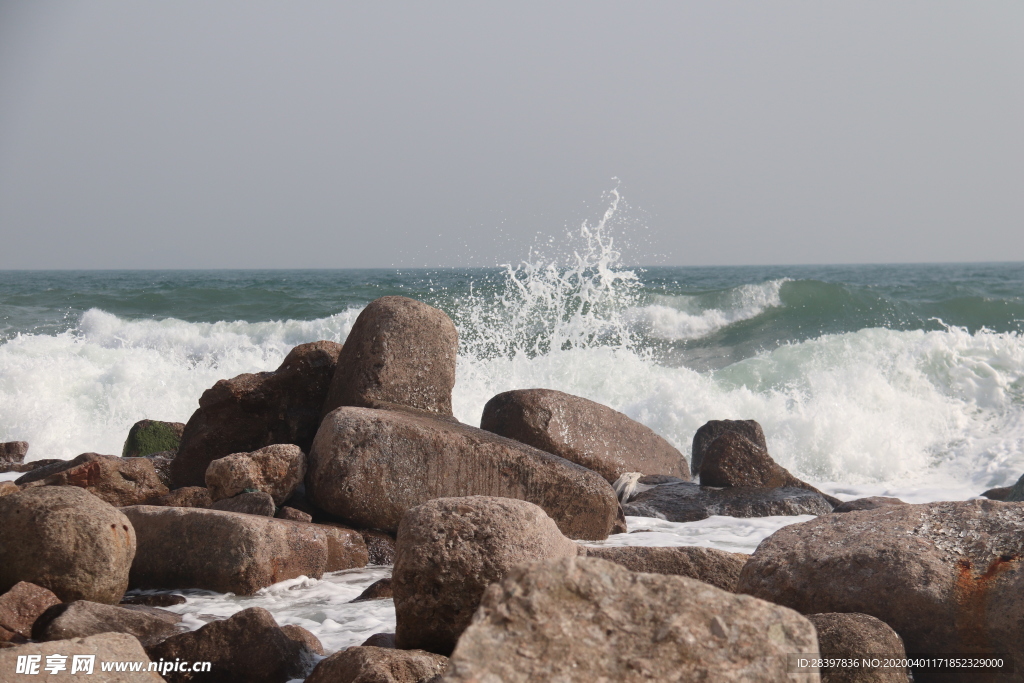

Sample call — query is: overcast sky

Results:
[0,2,1021,269]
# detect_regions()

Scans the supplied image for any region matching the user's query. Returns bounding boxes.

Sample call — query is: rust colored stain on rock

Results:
[953,554,1019,656]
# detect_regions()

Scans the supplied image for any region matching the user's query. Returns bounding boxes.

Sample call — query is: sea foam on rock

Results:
[322,295,458,418]
[393,496,580,655]
[0,487,135,604]
[480,387,690,483]
[307,406,621,540]
[442,555,820,683]
[737,499,1024,680]
[122,505,327,595]
[171,340,343,487]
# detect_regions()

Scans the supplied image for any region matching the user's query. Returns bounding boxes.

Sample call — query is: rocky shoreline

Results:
[1,295,1022,682]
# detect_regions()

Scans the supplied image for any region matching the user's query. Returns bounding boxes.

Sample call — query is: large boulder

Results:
[15,452,168,507]
[307,646,448,683]
[122,419,185,458]
[0,441,28,464]
[205,444,306,505]
[807,613,909,683]
[148,606,319,683]
[171,340,344,488]
[443,555,819,682]
[691,419,766,476]
[122,506,327,595]
[623,481,833,522]
[699,431,838,505]
[0,487,135,604]
[737,500,1024,680]
[582,545,749,592]
[308,407,620,540]
[322,296,457,417]
[0,632,163,681]
[393,496,580,655]
[0,582,60,641]
[480,388,690,483]
[32,600,181,648]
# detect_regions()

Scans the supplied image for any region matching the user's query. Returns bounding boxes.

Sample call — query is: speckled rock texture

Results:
[0,487,136,604]
[307,645,448,683]
[308,407,620,540]
[0,632,164,681]
[205,443,306,505]
[442,556,819,683]
[807,612,909,683]
[322,296,458,418]
[582,545,749,592]
[393,497,581,655]
[480,388,689,483]
[15,452,168,507]
[122,505,327,595]
[738,499,1024,682]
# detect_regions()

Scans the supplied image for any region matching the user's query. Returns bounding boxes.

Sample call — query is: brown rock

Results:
[277,506,312,522]
[142,451,175,488]
[0,441,28,463]
[206,444,306,505]
[308,407,620,540]
[0,481,18,497]
[0,582,60,637]
[699,432,839,505]
[361,632,396,648]
[322,296,457,418]
[0,632,163,681]
[982,486,1012,501]
[0,487,136,603]
[832,496,906,513]
[318,523,370,571]
[306,646,448,683]
[149,606,319,683]
[582,545,749,592]
[362,529,397,565]
[1007,474,1024,502]
[171,340,344,487]
[281,624,324,656]
[623,482,834,522]
[0,457,64,475]
[480,388,690,483]
[443,555,819,683]
[143,485,213,508]
[210,490,276,516]
[691,419,766,476]
[122,505,327,595]
[807,613,909,683]
[120,593,187,608]
[32,600,181,648]
[15,452,168,507]
[122,419,185,458]
[737,499,1024,678]
[393,496,581,655]
[352,578,393,602]
[117,604,183,625]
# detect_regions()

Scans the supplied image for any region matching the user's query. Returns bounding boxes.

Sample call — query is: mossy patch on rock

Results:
[122,420,185,458]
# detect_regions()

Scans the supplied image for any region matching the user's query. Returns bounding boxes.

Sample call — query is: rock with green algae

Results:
[121,419,185,458]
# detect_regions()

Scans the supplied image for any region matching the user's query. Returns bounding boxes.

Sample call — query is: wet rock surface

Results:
[691,419,766,477]
[623,481,833,522]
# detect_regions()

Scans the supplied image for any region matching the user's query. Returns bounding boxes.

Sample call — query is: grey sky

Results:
[1,1,1021,269]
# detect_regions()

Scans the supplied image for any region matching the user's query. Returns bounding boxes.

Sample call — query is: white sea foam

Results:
[626,280,786,341]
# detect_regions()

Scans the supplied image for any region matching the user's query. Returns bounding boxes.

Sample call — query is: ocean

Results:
[2,239,1024,652]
